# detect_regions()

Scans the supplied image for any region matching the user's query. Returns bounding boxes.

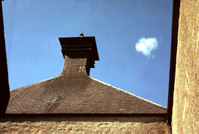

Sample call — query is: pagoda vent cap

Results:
[59,34,99,68]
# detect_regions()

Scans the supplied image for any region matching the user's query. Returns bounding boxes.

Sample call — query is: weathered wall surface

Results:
[172,0,199,133]
[0,116,170,134]
[0,121,170,134]
[0,121,169,134]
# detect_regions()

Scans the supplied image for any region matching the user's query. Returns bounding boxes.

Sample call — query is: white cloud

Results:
[135,37,158,56]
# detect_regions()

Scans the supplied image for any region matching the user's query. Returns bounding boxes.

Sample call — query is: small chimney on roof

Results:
[59,34,99,76]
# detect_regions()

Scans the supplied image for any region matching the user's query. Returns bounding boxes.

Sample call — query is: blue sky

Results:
[2,0,173,107]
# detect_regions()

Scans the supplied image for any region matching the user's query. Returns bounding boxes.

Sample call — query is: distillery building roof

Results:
[6,35,167,114]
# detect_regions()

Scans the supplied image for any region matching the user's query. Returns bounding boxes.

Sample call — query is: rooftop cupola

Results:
[59,34,99,76]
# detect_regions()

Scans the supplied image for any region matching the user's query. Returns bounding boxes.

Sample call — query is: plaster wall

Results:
[172,0,199,133]
[0,115,170,134]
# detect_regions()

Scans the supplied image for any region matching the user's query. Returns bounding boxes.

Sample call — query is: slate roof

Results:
[6,57,166,114]
[6,77,166,114]
[6,36,167,114]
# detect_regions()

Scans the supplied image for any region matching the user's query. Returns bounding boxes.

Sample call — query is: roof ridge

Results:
[11,75,62,91]
[89,77,167,109]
